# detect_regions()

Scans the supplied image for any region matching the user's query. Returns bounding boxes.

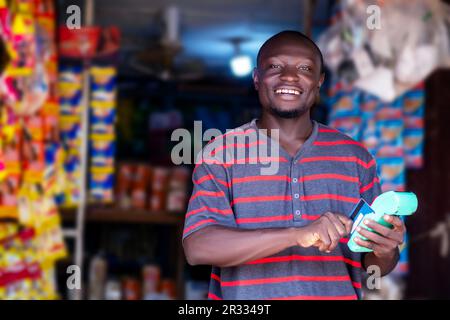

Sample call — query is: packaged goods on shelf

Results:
[160,278,176,300]
[149,167,169,212]
[130,164,151,209]
[115,163,190,213]
[166,167,190,212]
[142,264,161,299]
[88,65,117,204]
[185,280,209,300]
[104,279,122,300]
[0,0,66,299]
[122,276,141,300]
[57,64,83,207]
[89,166,114,203]
[88,254,108,300]
[116,162,134,209]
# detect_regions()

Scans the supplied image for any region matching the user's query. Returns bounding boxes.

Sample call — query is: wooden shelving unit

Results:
[60,206,184,225]
[60,205,186,299]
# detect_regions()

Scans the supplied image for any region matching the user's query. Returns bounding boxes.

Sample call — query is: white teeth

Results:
[275,88,301,95]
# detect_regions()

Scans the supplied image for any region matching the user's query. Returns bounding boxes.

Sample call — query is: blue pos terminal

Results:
[347,191,418,253]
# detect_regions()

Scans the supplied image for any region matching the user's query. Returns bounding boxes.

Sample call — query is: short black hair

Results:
[257,30,324,74]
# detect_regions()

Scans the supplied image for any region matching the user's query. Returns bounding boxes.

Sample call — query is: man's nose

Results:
[279,66,299,82]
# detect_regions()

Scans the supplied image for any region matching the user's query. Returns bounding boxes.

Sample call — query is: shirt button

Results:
[294,194,300,199]
[292,178,298,183]
[295,210,301,216]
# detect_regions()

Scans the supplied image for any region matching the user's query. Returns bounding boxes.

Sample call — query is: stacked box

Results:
[88,66,117,203]
[57,64,83,207]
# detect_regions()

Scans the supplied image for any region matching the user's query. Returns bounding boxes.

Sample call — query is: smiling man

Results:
[182,30,405,300]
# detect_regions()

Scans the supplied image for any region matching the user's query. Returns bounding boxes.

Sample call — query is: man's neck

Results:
[257,111,313,142]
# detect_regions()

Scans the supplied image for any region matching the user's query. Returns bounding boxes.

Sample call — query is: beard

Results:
[268,104,309,119]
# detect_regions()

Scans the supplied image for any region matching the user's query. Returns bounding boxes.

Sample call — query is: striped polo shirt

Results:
[183,119,381,300]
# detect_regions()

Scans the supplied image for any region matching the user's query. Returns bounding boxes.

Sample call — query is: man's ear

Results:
[252,68,259,90]
[318,73,325,89]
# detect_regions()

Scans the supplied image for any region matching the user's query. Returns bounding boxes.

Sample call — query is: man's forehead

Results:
[260,41,319,61]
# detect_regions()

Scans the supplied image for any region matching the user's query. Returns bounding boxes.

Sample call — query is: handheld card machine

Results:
[348,191,418,253]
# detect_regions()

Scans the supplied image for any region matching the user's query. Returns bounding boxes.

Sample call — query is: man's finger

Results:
[317,229,331,250]
[354,236,374,250]
[324,212,347,237]
[357,227,398,248]
[326,224,341,252]
[364,219,403,243]
[383,215,405,230]
[336,214,353,234]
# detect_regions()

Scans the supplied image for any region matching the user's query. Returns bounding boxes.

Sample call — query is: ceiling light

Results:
[230,54,252,77]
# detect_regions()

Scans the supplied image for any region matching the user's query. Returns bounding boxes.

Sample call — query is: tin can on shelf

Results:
[160,278,177,300]
[122,277,141,300]
[142,264,161,298]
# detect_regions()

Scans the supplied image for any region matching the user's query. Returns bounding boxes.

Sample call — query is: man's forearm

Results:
[183,225,297,268]
[363,248,400,276]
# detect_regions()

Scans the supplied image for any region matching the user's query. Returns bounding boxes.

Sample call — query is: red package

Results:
[131,164,151,209]
[122,277,141,300]
[58,26,100,58]
[149,167,169,212]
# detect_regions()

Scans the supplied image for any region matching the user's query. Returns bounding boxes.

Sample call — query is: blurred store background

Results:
[0,0,449,300]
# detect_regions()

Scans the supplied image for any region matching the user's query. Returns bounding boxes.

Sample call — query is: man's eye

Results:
[270,64,281,69]
[298,65,312,71]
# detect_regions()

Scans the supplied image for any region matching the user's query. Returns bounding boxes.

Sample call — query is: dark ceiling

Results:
[59,0,334,79]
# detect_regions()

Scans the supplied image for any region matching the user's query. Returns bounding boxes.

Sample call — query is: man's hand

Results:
[354,215,406,259]
[295,212,353,253]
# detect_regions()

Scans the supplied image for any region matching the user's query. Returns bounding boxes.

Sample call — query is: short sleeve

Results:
[182,162,236,241]
[359,155,382,205]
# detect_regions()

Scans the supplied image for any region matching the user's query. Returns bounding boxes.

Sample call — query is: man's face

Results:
[253,38,324,119]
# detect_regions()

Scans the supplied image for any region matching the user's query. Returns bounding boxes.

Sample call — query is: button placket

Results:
[291,162,302,220]
[297,163,306,221]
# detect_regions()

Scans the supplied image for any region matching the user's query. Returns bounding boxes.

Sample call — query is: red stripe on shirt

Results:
[318,128,339,133]
[196,175,291,188]
[189,190,225,202]
[236,213,322,223]
[344,258,362,268]
[301,214,322,220]
[300,156,375,169]
[183,219,216,235]
[299,174,359,183]
[186,206,233,219]
[220,275,351,287]
[212,129,257,142]
[231,195,292,205]
[236,214,294,224]
[207,292,222,300]
[301,194,359,204]
[224,156,289,167]
[210,141,266,156]
[352,281,362,289]
[245,255,361,268]
[194,174,230,187]
[196,156,289,168]
[314,140,366,148]
[360,177,380,193]
[211,273,221,282]
[232,175,291,185]
[267,294,358,300]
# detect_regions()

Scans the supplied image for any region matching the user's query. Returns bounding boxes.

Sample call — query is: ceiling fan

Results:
[128,5,205,81]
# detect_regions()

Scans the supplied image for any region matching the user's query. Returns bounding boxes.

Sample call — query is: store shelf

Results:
[60,206,184,225]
